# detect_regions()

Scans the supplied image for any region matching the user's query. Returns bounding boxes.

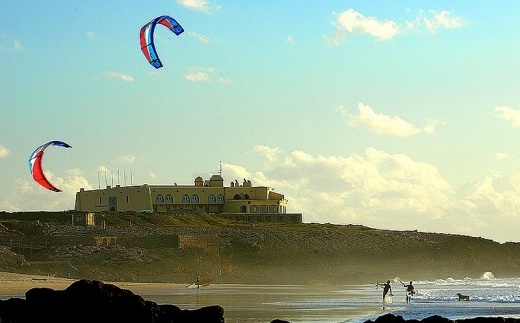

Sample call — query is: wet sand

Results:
[0,271,188,296]
[0,272,382,323]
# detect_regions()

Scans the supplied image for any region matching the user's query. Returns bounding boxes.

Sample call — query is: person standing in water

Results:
[376,280,393,303]
[401,280,415,303]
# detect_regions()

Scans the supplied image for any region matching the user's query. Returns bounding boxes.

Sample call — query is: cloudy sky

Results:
[2,1,520,243]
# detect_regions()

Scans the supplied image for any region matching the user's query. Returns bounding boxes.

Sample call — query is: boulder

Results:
[0,279,224,323]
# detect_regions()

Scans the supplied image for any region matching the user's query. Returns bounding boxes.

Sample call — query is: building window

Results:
[182,194,190,203]
[208,194,216,203]
[269,205,278,213]
[165,194,173,203]
[126,196,129,203]
[260,205,268,213]
[191,194,199,203]
[244,194,250,200]
[156,194,164,203]
[217,194,225,203]
[240,205,247,213]
[251,205,259,213]
[233,194,241,200]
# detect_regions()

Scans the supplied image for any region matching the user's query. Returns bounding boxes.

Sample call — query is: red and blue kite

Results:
[28,140,72,192]
[140,15,185,69]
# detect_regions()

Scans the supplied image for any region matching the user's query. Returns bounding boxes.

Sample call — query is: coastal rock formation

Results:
[0,279,224,323]
[3,212,520,285]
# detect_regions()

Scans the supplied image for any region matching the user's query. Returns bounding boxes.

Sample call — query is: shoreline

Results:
[4,272,520,323]
[0,271,191,297]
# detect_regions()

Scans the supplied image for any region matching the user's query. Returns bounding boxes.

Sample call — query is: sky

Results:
[2,1,520,243]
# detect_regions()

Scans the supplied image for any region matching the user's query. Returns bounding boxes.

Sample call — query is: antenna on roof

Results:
[218,161,222,175]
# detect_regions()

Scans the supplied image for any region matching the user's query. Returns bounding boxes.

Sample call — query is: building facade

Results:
[75,175,302,223]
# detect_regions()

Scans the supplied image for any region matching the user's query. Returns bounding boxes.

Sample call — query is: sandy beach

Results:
[0,271,189,297]
[0,272,381,322]
[4,272,520,323]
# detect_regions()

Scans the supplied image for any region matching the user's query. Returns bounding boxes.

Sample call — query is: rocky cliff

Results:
[1,211,519,285]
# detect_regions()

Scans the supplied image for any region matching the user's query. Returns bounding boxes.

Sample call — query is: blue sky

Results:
[2,1,520,243]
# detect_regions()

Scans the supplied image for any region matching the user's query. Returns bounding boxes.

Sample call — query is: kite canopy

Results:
[140,15,185,69]
[28,140,72,192]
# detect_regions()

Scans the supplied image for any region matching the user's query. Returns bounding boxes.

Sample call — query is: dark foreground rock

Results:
[0,279,224,323]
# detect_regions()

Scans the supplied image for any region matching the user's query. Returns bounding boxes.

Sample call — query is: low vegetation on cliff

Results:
[0,211,519,285]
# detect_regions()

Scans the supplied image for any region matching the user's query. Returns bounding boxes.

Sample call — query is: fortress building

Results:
[75,174,302,224]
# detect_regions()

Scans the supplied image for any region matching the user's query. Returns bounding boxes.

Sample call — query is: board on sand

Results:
[196,278,212,285]
[186,278,213,289]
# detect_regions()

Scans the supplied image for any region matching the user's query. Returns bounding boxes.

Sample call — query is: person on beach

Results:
[376,280,393,303]
[401,280,415,303]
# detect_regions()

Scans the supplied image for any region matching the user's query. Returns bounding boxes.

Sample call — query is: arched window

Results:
[240,205,247,213]
[244,194,250,200]
[217,194,225,202]
[165,194,173,203]
[182,194,190,203]
[208,194,216,203]
[233,194,241,200]
[191,194,199,203]
[156,194,164,203]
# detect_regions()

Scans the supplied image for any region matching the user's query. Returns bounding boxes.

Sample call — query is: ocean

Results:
[140,272,520,323]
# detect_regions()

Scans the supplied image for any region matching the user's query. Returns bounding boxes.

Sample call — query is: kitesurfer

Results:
[376,280,393,303]
[401,280,415,303]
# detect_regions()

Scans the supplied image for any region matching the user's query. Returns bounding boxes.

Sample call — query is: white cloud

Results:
[286,35,295,44]
[0,144,10,158]
[253,145,283,163]
[117,154,136,164]
[103,71,134,83]
[188,32,210,45]
[323,29,347,46]
[184,66,231,84]
[422,10,466,33]
[218,76,232,84]
[339,102,422,136]
[225,146,520,242]
[1,169,93,212]
[461,174,520,218]
[176,0,220,13]
[97,165,110,173]
[184,71,209,82]
[330,9,401,42]
[492,153,510,160]
[494,106,520,127]
[327,8,466,44]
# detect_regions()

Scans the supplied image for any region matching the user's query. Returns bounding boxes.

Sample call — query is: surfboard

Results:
[196,278,212,285]
[383,294,393,304]
[186,278,213,289]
